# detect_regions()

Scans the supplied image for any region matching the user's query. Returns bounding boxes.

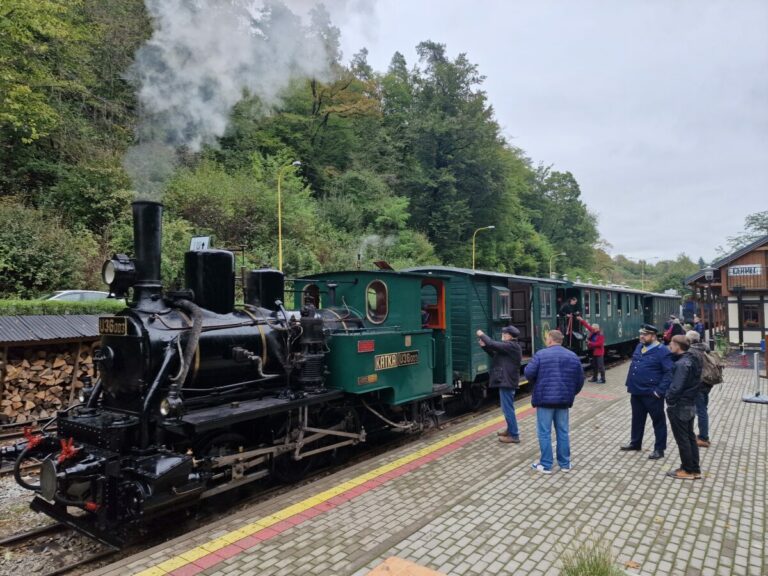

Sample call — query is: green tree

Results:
[522,168,600,270]
[0,199,100,297]
[719,210,768,254]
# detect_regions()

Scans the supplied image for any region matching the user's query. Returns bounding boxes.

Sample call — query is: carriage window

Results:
[302,284,321,307]
[595,291,601,317]
[366,280,388,324]
[540,288,552,317]
[584,290,591,316]
[420,280,446,329]
[492,287,511,319]
[607,292,613,318]
[635,294,641,313]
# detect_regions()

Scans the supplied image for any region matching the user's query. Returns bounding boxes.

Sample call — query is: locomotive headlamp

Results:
[102,254,136,297]
[159,395,183,418]
[78,381,95,404]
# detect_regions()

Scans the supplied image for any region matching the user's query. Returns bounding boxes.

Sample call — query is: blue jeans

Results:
[499,388,519,438]
[536,407,570,470]
[695,388,710,441]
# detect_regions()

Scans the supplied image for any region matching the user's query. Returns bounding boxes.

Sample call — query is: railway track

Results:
[0,522,118,576]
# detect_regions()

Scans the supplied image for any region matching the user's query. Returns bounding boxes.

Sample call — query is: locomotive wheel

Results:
[418,401,439,432]
[314,405,361,465]
[196,432,248,458]
[462,381,485,411]
[272,418,314,483]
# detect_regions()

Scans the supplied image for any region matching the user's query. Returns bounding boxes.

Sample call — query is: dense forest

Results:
[0,0,719,299]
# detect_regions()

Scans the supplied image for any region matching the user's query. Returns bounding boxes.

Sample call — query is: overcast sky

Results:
[338,0,768,264]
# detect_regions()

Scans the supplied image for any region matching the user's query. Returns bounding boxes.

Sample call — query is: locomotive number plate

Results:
[99,316,128,336]
[374,350,420,371]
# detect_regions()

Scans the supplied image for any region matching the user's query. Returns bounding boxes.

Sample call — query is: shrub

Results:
[560,539,624,576]
[0,199,101,298]
[0,299,125,316]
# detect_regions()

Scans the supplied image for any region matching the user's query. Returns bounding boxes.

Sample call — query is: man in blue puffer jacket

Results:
[621,324,674,460]
[524,330,585,474]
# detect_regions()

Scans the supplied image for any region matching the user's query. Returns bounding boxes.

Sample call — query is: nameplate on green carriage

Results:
[374,350,420,371]
[99,316,128,336]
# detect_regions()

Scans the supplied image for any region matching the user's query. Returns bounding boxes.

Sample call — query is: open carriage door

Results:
[559,287,586,353]
[508,282,533,360]
[420,279,452,385]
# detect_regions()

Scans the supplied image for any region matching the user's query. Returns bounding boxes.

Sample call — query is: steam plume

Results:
[125,0,357,198]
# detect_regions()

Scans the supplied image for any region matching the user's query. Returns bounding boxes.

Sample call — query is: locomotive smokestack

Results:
[132,201,163,297]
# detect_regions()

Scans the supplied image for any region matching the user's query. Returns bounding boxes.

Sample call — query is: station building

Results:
[686,234,768,348]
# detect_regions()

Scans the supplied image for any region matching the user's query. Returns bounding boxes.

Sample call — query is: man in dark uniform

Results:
[477,326,522,444]
[621,324,674,459]
[558,297,582,343]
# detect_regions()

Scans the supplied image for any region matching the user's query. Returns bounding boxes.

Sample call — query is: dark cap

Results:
[502,326,520,337]
[639,323,659,335]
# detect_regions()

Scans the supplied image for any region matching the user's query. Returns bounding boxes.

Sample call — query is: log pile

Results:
[1,344,96,423]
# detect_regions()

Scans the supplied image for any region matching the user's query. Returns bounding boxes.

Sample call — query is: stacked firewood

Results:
[1,345,96,423]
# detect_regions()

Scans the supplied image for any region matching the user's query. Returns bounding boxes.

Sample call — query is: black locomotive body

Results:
[10,202,367,546]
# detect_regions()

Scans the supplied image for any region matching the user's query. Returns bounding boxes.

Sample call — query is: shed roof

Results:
[0,315,100,346]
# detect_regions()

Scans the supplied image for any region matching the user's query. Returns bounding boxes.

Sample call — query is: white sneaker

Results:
[560,465,572,472]
[530,462,552,474]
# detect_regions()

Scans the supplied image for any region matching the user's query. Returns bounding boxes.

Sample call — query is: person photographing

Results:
[477,327,522,444]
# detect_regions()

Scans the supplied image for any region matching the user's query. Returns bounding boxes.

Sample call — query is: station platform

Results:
[87,363,767,576]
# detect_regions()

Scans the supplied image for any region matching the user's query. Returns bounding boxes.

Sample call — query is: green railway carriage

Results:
[561,282,650,355]
[644,292,682,329]
[406,267,564,387]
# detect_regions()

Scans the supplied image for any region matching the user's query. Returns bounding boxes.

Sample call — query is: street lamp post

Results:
[599,266,615,284]
[549,252,567,279]
[703,265,716,351]
[638,256,660,291]
[471,226,495,270]
[277,160,302,271]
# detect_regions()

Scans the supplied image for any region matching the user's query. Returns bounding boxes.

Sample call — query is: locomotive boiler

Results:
[9,201,366,545]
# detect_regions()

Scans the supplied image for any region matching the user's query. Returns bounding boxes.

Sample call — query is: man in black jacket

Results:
[477,326,522,444]
[665,335,703,480]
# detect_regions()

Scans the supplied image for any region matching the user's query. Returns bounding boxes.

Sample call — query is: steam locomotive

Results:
[5,201,447,546]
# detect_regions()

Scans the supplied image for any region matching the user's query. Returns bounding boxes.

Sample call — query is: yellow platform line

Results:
[132,403,531,576]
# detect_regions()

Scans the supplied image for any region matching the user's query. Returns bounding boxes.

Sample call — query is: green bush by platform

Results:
[0,299,125,316]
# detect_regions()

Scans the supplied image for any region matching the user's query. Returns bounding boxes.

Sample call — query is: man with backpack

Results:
[686,330,723,448]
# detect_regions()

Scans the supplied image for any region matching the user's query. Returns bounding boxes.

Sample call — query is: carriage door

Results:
[508,282,532,359]
[420,279,451,385]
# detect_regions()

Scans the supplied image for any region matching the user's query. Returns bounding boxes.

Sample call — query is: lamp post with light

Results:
[703,265,716,351]
[639,256,660,291]
[277,160,301,271]
[471,226,495,270]
[549,252,567,279]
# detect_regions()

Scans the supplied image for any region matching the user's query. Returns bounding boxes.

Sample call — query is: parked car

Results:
[43,290,112,302]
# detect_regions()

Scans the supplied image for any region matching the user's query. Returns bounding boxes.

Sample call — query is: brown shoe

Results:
[499,435,520,444]
[497,429,510,437]
[697,438,711,448]
[666,469,698,480]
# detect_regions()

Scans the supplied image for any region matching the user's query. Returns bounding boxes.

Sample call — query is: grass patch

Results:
[560,539,625,576]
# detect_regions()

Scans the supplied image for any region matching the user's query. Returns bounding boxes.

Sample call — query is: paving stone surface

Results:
[88,363,767,576]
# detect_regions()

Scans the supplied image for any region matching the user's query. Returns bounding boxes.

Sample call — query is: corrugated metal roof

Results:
[0,315,100,346]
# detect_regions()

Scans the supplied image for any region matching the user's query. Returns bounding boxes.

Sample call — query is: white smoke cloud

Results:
[125,0,373,198]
